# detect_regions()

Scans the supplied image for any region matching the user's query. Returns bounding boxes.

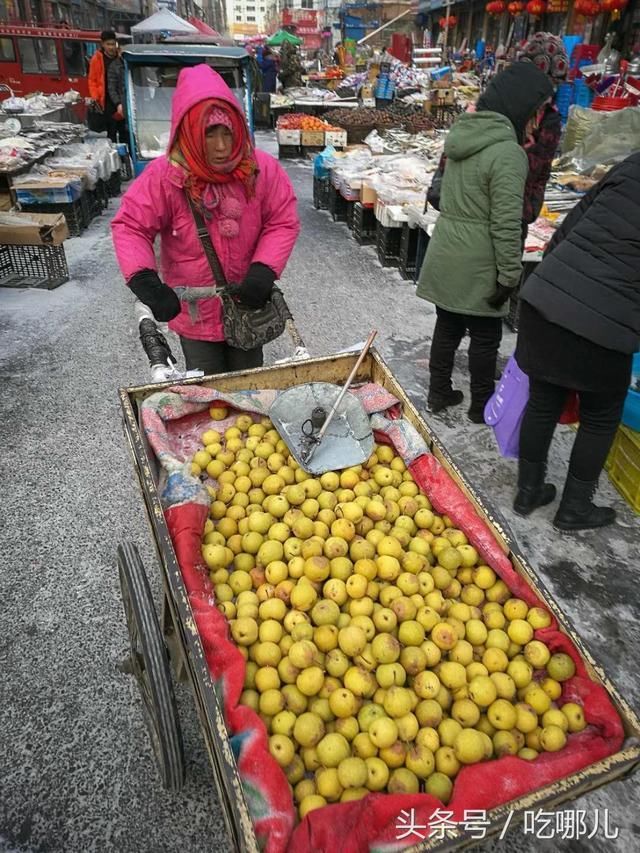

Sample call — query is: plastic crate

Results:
[606,425,640,513]
[346,200,355,231]
[119,151,133,181]
[313,176,331,210]
[352,202,376,245]
[376,222,402,267]
[96,178,110,210]
[622,388,640,432]
[556,82,574,123]
[0,242,69,290]
[106,172,122,197]
[278,144,301,159]
[329,185,348,223]
[399,224,419,280]
[20,198,87,237]
[573,78,594,109]
[86,188,103,220]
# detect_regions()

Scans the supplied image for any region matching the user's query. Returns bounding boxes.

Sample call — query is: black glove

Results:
[234,262,276,309]
[487,282,513,309]
[128,269,181,322]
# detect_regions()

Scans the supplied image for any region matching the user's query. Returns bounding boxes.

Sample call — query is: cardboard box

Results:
[325,130,348,149]
[361,183,377,206]
[0,192,12,212]
[15,179,83,206]
[277,129,301,145]
[301,130,325,147]
[0,212,69,246]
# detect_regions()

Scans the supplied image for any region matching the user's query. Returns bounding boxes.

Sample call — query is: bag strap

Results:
[186,195,228,289]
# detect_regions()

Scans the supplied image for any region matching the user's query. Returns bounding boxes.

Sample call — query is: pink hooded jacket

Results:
[111,64,300,341]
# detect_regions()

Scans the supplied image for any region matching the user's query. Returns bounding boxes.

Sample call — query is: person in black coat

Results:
[513,151,640,531]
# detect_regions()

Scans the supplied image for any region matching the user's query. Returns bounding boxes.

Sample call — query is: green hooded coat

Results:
[417,64,553,318]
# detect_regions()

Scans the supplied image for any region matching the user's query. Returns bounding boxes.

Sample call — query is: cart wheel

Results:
[117,542,185,791]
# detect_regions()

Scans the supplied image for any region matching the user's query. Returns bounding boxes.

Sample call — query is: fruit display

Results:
[191,409,588,823]
[276,114,343,133]
[323,107,401,129]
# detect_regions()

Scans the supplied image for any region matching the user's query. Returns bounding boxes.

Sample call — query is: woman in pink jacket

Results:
[112,64,300,374]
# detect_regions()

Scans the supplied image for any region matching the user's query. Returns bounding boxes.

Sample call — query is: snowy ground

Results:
[1,131,638,853]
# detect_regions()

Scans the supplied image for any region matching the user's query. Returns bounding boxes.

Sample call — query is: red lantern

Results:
[526,0,546,12]
[486,0,506,14]
[508,1,525,13]
[601,0,627,10]
[575,0,601,15]
[439,15,458,27]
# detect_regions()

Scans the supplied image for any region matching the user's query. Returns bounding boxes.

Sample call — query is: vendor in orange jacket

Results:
[88,30,121,141]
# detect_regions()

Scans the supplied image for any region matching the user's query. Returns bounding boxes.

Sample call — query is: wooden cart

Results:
[118,349,640,852]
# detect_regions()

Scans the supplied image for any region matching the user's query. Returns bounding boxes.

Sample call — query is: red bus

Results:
[0,24,107,99]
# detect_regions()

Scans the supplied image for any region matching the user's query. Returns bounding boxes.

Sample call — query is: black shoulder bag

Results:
[187,196,291,351]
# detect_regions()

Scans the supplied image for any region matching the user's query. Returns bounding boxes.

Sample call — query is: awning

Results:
[131,10,198,35]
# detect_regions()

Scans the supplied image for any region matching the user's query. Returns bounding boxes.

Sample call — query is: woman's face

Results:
[206,124,233,166]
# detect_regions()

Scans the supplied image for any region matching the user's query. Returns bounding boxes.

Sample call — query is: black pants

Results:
[429,307,502,407]
[519,378,627,482]
[180,337,263,375]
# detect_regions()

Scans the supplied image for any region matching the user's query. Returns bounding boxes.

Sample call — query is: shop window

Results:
[0,37,15,61]
[62,40,85,76]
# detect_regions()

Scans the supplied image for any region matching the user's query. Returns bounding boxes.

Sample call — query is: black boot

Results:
[553,474,616,531]
[468,401,488,423]
[513,460,556,516]
[428,389,464,414]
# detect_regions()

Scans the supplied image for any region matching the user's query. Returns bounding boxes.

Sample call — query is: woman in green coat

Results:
[417,63,553,422]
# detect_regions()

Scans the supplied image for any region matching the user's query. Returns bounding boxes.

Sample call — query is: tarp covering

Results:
[141,382,624,853]
[131,9,198,35]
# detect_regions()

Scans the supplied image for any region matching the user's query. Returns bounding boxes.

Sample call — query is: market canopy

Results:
[188,17,221,37]
[267,30,303,47]
[131,9,198,35]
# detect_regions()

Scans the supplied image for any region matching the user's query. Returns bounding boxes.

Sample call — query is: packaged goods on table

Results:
[137,377,627,851]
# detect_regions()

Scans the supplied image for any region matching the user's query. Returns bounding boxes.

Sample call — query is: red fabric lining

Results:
[163,437,623,852]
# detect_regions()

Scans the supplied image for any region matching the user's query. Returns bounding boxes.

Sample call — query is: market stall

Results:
[0,118,126,289]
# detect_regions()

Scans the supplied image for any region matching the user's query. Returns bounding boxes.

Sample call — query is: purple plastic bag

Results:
[484,355,530,458]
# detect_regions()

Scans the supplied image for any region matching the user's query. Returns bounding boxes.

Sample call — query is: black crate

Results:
[313,176,331,210]
[278,144,301,159]
[119,152,133,182]
[329,186,348,223]
[106,172,122,197]
[0,242,69,290]
[376,222,402,267]
[79,192,92,228]
[86,188,103,220]
[399,223,419,280]
[346,200,355,230]
[353,202,376,245]
[96,178,110,210]
[20,198,87,236]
